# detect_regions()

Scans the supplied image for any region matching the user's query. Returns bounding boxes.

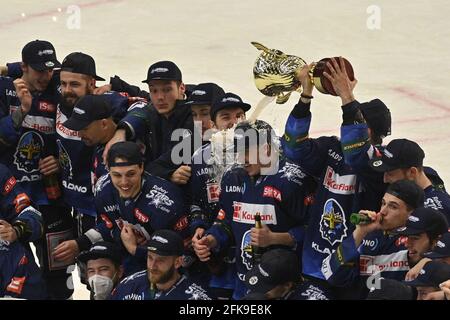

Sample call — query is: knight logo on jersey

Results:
[134,208,149,223]
[206,182,220,203]
[319,199,348,246]
[57,139,74,179]
[13,131,44,173]
[3,176,16,195]
[240,230,254,270]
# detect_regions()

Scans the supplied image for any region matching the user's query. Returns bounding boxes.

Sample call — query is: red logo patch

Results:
[3,176,16,195]
[395,236,408,247]
[39,101,56,113]
[206,183,220,203]
[217,209,226,221]
[100,214,113,229]
[263,186,282,202]
[13,193,31,213]
[134,208,149,223]
[174,216,188,231]
[6,277,26,295]
[19,255,28,266]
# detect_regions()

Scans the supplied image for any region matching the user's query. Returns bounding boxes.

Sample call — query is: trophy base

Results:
[312,57,354,96]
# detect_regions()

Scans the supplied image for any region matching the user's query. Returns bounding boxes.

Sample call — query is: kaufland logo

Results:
[232,202,277,225]
[323,166,356,195]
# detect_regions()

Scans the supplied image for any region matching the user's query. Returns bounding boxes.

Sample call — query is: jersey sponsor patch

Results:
[232,202,277,225]
[134,208,149,224]
[323,166,356,195]
[174,215,188,231]
[319,198,348,246]
[6,276,26,295]
[206,182,220,203]
[3,176,16,195]
[100,214,114,229]
[56,108,81,141]
[263,186,282,202]
[22,114,55,134]
[39,101,56,113]
[13,193,31,213]
[360,250,409,276]
[217,209,226,220]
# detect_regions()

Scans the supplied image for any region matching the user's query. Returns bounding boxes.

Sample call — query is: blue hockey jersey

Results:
[110,270,213,300]
[321,230,409,299]
[56,91,130,216]
[0,75,60,205]
[82,171,189,275]
[282,101,361,281]
[206,159,315,299]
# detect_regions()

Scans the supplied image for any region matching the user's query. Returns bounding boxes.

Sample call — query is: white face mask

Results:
[88,274,114,300]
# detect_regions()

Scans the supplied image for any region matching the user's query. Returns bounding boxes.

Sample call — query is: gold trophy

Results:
[252,42,354,103]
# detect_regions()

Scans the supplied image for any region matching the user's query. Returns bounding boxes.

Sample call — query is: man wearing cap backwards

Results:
[368,138,450,222]
[403,260,450,300]
[322,180,448,299]
[243,248,328,300]
[0,40,77,299]
[54,141,190,276]
[111,229,213,300]
[103,60,197,185]
[281,59,393,299]
[77,241,124,300]
[189,90,249,299]
[193,120,316,300]
[0,163,46,299]
[55,52,136,234]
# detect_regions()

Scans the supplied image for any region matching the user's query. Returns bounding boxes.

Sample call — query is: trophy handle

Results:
[251,41,271,52]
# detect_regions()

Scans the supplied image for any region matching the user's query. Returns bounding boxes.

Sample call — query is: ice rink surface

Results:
[2,0,449,299]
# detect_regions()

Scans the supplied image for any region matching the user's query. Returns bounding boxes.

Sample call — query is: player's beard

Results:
[148,264,176,285]
[61,84,93,110]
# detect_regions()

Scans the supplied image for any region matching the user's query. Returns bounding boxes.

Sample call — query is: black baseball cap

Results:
[107,141,144,167]
[366,278,415,300]
[61,52,105,81]
[142,61,182,83]
[77,241,123,265]
[63,95,112,131]
[369,139,425,172]
[385,179,424,209]
[396,207,449,236]
[22,40,61,71]
[211,92,251,120]
[359,99,391,138]
[245,249,301,294]
[423,232,450,259]
[147,230,184,257]
[403,260,450,287]
[184,83,225,107]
